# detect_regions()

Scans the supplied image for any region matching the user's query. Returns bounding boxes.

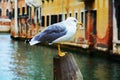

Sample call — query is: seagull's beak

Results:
[77,22,83,25]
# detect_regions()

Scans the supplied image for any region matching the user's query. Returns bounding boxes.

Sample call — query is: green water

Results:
[0,33,56,80]
[0,33,120,80]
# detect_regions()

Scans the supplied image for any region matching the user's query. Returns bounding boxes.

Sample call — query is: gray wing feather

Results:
[32,22,67,43]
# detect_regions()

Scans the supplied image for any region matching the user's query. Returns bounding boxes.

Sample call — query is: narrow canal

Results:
[0,33,120,80]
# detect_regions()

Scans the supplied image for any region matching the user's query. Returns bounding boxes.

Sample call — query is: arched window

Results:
[6,9,9,17]
[18,8,20,16]
[12,9,14,18]
[6,0,8,2]
[69,13,72,17]
[75,12,78,20]
[36,9,39,22]
[0,9,2,17]
[22,7,25,16]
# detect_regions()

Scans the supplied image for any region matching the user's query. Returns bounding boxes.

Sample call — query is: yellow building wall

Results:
[42,0,84,21]
[42,0,111,47]
[96,0,109,38]
[42,0,84,42]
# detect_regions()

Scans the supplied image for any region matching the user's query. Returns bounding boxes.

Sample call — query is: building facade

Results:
[0,0,11,32]
[10,0,120,54]
[10,0,42,38]
[41,0,113,51]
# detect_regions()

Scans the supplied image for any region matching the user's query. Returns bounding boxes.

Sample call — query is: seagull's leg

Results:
[58,43,65,57]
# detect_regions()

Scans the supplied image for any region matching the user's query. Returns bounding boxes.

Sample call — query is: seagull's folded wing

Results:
[29,22,67,45]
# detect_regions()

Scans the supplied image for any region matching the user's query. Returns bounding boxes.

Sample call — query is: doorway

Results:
[85,10,97,46]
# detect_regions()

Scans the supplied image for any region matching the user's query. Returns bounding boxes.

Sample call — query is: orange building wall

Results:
[0,1,11,32]
[18,0,27,15]
[0,1,11,18]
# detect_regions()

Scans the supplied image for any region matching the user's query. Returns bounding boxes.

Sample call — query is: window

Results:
[27,6,29,15]
[36,9,39,22]
[75,12,78,19]
[22,7,25,16]
[80,11,85,30]
[58,14,62,22]
[29,7,32,19]
[46,15,49,26]
[41,16,45,27]
[65,14,67,19]
[46,0,49,2]
[42,0,44,3]
[39,7,42,22]
[9,11,12,19]
[81,12,83,23]
[18,8,20,16]
[0,9,1,17]
[6,9,9,17]
[6,0,8,2]
[51,15,57,24]
[12,9,14,18]
[69,13,72,17]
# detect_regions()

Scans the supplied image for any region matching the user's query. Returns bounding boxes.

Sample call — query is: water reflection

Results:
[10,41,56,80]
[0,33,56,80]
[1,33,120,80]
[73,52,120,80]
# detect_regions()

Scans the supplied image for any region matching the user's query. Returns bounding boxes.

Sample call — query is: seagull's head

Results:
[65,17,82,27]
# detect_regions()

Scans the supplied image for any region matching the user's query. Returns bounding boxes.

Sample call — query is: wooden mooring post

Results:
[53,53,83,80]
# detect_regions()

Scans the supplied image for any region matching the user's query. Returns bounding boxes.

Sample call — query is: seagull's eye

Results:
[73,20,77,22]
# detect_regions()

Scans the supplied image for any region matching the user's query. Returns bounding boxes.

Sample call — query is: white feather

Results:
[29,41,40,46]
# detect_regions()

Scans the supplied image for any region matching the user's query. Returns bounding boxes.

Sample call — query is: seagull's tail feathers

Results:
[29,40,40,46]
[48,43,53,45]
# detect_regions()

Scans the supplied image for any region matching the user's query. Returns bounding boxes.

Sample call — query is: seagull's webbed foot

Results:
[58,51,66,57]
[57,43,66,57]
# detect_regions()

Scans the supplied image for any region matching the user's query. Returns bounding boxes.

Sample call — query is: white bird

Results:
[29,17,82,57]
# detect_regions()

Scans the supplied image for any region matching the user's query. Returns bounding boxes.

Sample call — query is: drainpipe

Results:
[62,0,64,21]
[34,7,38,34]
[66,0,69,18]
[83,10,86,43]
[38,7,41,23]
[14,0,18,37]
[38,6,42,31]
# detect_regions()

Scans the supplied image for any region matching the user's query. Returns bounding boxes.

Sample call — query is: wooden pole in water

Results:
[53,53,83,80]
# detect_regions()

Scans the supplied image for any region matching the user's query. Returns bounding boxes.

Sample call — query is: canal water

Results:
[0,33,120,80]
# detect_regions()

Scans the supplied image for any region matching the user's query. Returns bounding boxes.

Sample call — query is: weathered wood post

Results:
[54,53,83,80]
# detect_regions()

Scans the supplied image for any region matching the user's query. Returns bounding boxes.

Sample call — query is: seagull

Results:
[29,17,82,57]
